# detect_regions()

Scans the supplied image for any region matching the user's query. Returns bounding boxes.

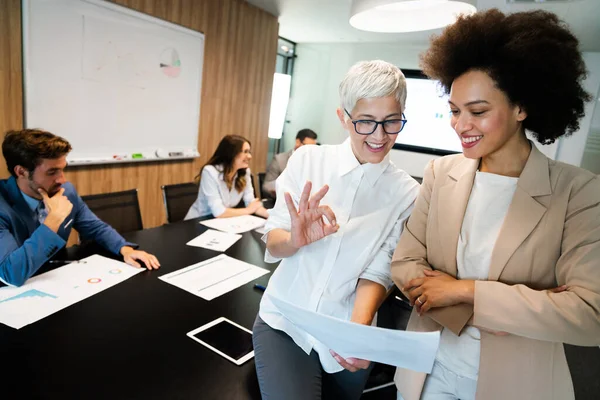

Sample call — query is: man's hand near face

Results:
[39,188,73,232]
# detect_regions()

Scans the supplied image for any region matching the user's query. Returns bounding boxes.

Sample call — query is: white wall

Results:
[284,42,425,151]
[581,81,600,173]
[560,52,600,172]
[285,42,600,177]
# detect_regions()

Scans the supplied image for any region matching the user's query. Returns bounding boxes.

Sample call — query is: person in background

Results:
[262,128,318,198]
[253,60,420,400]
[185,134,269,220]
[392,9,600,400]
[0,129,160,287]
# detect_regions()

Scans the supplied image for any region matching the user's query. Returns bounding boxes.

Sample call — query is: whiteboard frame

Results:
[22,0,204,166]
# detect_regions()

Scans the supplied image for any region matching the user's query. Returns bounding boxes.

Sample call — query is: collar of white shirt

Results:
[214,164,240,180]
[337,138,390,187]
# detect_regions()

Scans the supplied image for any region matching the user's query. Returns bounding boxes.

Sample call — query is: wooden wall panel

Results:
[0,0,278,228]
[0,0,23,177]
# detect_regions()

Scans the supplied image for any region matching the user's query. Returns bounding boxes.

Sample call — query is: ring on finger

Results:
[417,296,423,305]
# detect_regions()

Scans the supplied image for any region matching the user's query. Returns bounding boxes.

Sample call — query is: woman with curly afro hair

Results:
[391,9,600,400]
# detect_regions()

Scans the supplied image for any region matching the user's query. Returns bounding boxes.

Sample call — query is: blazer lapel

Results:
[5,177,38,236]
[488,144,551,281]
[437,158,478,276]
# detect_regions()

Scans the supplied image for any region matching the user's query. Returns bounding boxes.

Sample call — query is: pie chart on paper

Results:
[159,48,181,78]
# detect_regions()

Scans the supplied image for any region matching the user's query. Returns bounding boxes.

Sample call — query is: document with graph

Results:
[0,255,143,329]
[159,254,269,300]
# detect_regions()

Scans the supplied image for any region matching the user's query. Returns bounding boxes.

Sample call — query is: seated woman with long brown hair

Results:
[185,135,268,219]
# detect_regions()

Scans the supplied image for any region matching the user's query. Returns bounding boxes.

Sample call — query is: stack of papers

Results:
[159,254,269,300]
[269,295,440,373]
[200,215,266,234]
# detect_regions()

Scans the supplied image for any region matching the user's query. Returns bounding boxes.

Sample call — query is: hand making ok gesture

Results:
[284,181,340,249]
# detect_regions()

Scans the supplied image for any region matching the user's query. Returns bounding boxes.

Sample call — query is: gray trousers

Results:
[253,316,372,400]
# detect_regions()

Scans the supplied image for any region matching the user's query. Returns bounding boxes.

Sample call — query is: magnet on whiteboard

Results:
[155,149,169,158]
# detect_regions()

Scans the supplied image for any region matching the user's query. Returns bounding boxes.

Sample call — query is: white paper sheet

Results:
[200,215,266,234]
[186,229,242,252]
[269,295,440,373]
[158,254,269,300]
[0,255,143,329]
[254,226,268,235]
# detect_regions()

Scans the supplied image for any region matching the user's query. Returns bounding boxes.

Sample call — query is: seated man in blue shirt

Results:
[0,129,160,287]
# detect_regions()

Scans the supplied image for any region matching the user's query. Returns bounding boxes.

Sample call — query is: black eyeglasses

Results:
[344,109,407,135]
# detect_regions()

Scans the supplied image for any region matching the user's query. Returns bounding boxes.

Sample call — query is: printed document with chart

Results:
[0,255,143,329]
[159,254,269,300]
[186,229,242,252]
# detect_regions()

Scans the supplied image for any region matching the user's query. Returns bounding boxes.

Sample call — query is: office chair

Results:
[161,182,199,223]
[258,172,267,199]
[81,189,143,234]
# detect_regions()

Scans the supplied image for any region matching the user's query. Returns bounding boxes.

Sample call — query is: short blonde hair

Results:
[339,60,407,117]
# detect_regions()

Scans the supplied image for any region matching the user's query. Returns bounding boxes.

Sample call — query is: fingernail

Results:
[332,220,336,226]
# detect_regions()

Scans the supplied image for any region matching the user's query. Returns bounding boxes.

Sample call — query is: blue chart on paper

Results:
[0,289,57,304]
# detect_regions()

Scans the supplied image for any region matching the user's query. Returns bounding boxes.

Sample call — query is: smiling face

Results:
[337,96,402,164]
[449,70,527,160]
[232,141,252,171]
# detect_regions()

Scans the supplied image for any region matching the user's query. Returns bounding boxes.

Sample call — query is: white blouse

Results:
[259,139,420,373]
[184,165,256,219]
[436,171,518,380]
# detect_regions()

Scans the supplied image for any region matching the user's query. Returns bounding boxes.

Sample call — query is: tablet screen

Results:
[192,319,253,361]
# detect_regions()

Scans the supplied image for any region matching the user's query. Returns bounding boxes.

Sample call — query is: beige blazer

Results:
[391,144,600,400]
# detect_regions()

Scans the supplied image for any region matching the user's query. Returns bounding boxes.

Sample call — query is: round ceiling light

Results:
[350,0,477,33]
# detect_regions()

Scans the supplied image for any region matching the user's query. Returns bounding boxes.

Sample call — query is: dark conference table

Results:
[0,218,272,400]
[2,219,599,400]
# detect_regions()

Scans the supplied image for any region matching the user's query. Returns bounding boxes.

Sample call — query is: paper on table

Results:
[159,254,269,300]
[186,229,242,252]
[200,215,266,234]
[0,255,143,329]
[269,294,440,373]
[254,226,268,235]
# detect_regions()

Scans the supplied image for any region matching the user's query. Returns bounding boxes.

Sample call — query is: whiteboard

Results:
[22,0,204,166]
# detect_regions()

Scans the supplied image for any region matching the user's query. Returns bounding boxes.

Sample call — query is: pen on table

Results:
[49,260,84,264]
[253,284,266,291]
[64,219,73,228]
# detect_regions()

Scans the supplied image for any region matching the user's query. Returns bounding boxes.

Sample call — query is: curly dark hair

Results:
[420,9,591,144]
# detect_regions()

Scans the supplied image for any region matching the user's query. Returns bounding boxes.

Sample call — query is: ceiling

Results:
[245,0,600,51]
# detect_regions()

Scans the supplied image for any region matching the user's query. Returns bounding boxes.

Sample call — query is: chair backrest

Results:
[161,182,199,223]
[258,172,267,198]
[81,189,143,234]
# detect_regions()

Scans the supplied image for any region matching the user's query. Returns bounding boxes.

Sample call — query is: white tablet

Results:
[186,317,254,365]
